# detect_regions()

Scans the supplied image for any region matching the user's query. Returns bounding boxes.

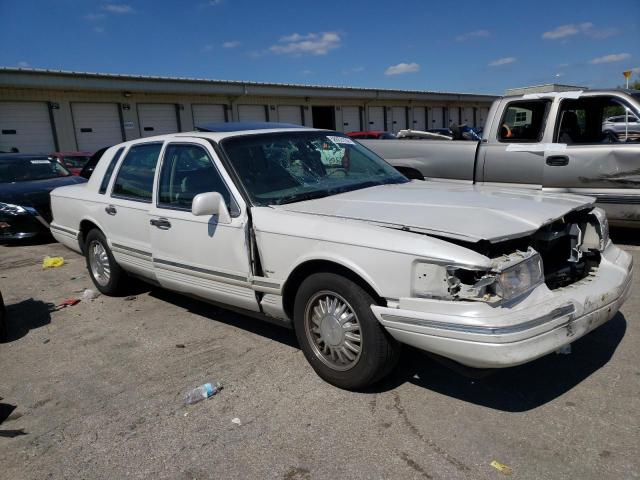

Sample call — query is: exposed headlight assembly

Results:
[412,248,544,304]
[493,250,544,302]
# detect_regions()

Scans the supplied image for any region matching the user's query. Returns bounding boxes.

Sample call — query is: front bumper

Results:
[0,211,50,241]
[372,243,633,368]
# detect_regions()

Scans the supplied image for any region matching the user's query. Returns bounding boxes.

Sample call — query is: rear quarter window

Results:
[99,147,125,194]
[111,143,162,202]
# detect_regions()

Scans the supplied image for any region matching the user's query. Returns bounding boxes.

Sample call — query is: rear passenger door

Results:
[105,142,163,280]
[148,140,259,312]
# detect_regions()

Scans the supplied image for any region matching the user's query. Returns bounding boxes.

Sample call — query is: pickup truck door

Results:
[479,99,553,189]
[543,94,640,222]
[148,139,259,312]
[104,142,163,280]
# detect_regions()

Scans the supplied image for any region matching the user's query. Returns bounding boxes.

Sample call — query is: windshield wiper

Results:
[276,190,331,205]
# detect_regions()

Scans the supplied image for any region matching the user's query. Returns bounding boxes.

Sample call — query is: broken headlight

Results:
[412,249,544,303]
[494,252,544,301]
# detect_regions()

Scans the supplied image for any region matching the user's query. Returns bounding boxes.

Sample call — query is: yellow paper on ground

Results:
[42,256,64,269]
[490,460,513,475]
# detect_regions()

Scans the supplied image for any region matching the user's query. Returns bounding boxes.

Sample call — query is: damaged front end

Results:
[413,207,609,305]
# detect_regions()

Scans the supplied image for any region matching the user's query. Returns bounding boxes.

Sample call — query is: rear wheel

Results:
[85,229,126,295]
[294,272,400,390]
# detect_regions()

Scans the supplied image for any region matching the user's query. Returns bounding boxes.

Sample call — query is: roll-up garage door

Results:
[412,107,426,131]
[448,107,460,126]
[277,106,303,125]
[391,107,407,134]
[0,101,56,153]
[72,102,123,152]
[341,106,361,133]
[478,107,490,127]
[192,104,226,129]
[367,107,384,131]
[137,104,179,137]
[430,107,445,129]
[461,107,474,126]
[238,105,267,122]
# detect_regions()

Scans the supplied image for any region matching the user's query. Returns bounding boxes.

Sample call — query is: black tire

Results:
[293,272,400,390]
[84,229,127,295]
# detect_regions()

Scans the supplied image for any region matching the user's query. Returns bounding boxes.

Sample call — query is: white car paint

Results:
[49,128,633,371]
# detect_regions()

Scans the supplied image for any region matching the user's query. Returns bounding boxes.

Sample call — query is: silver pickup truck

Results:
[362,89,640,226]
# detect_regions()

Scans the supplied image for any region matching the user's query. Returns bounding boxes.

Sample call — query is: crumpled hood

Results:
[279,181,595,242]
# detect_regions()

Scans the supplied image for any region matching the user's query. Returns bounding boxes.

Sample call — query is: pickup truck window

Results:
[221,131,407,206]
[111,143,162,202]
[99,147,125,194]
[498,100,551,142]
[157,143,238,214]
[555,96,640,144]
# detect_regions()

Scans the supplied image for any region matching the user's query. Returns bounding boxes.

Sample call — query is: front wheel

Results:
[293,272,400,390]
[84,229,127,295]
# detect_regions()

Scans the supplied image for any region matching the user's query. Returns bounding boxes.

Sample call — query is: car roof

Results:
[114,125,326,146]
[196,121,307,132]
[0,153,53,160]
[51,151,93,156]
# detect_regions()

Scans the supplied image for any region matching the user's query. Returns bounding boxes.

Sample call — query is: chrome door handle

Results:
[105,205,117,215]
[150,218,171,230]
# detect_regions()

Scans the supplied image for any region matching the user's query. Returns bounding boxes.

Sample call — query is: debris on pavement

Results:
[42,256,64,269]
[556,344,572,355]
[82,289,100,301]
[51,298,80,311]
[41,338,50,344]
[124,296,137,301]
[231,417,241,426]
[175,344,185,348]
[490,460,513,475]
[184,381,223,405]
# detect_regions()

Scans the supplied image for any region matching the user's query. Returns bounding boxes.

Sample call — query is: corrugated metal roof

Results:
[0,67,498,99]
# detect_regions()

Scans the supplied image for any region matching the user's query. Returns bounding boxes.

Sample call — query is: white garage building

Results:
[0,68,496,153]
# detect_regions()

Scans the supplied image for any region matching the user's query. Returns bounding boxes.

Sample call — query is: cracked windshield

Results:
[221,131,408,205]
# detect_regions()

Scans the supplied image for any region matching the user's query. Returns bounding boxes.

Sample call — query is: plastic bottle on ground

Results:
[184,381,223,405]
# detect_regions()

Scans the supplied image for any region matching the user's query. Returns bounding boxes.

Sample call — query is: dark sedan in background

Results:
[0,154,87,241]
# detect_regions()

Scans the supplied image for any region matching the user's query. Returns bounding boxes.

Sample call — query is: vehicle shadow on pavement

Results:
[0,399,26,438]
[4,299,53,342]
[148,288,299,348]
[374,313,627,412]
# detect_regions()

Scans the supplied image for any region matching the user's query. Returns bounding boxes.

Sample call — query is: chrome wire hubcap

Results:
[304,291,362,371]
[89,240,111,286]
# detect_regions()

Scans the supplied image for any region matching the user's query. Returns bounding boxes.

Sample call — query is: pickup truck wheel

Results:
[294,272,399,390]
[84,229,126,295]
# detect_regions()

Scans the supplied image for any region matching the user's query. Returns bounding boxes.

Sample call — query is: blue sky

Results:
[1,0,639,94]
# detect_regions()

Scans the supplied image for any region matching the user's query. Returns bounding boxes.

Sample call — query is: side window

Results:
[498,100,551,142]
[99,147,125,194]
[112,143,162,202]
[556,96,639,144]
[157,144,238,214]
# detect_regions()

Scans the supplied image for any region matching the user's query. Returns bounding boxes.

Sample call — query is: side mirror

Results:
[191,191,231,224]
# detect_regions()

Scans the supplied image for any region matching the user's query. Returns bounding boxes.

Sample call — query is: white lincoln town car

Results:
[50,123,632,389]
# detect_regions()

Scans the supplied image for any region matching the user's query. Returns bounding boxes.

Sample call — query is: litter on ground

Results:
[490,460,513,475]
[42,256,64,269]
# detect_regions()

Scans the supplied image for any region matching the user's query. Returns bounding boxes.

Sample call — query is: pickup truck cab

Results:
[363,89,640,226]
[49,124,632,389]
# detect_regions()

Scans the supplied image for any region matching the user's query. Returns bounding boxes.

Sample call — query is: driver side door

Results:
[148,140,259,312]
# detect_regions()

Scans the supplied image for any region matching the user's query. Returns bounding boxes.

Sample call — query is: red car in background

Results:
[346,131,396,140]
[49,151,93,175]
